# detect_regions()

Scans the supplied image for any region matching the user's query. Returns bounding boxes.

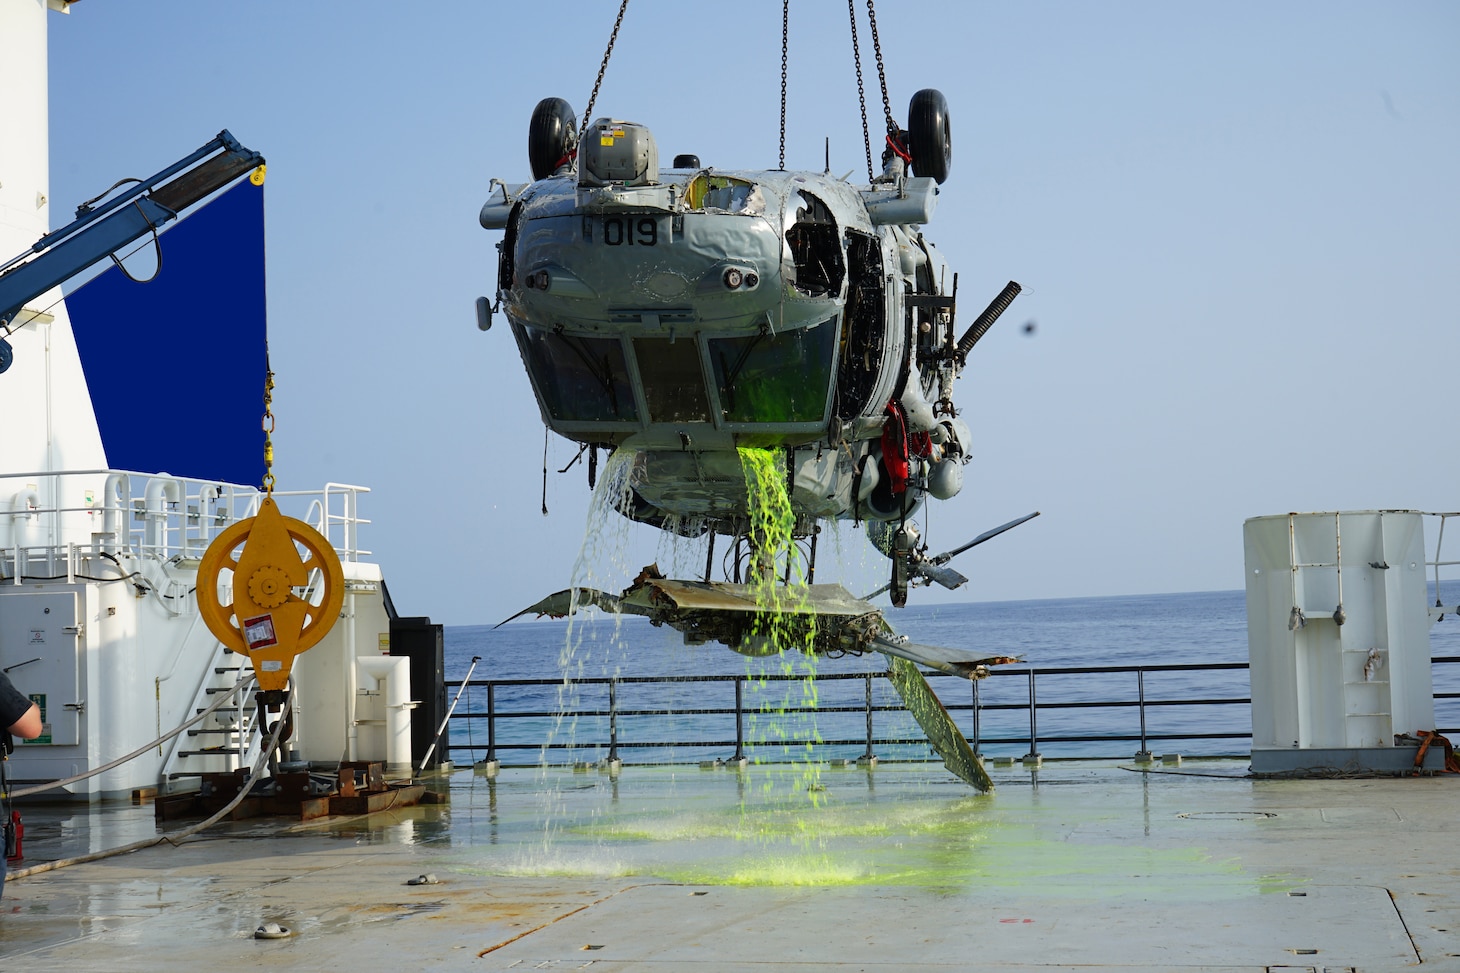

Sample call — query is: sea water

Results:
[443,583,1460,764]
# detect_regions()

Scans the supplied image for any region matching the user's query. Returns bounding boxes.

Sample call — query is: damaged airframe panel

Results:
[500,568,1014,790]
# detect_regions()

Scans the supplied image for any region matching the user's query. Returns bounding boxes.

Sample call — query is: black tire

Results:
[528,97,577,180]
[907,88,952,184]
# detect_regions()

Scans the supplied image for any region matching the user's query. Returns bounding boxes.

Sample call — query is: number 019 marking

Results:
[603,216,659,246]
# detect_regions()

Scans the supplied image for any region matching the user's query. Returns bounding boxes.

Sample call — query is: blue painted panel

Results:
[67,180,267,487]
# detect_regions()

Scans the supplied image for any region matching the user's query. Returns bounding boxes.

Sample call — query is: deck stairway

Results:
[160,636,260,786]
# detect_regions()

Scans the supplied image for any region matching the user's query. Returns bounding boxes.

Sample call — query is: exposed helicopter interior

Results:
[786,194,844,298]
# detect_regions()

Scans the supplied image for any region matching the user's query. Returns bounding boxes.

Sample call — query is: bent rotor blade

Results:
[886,656,992,791]
[494,587,639,628]
[918,562,969,590]
[930,511,1041,565]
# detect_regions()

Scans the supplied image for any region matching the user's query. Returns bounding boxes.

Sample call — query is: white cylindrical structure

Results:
[1245,510,1438,775]
[357,655,412,775]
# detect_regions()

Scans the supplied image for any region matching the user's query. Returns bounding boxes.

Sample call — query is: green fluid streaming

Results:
[736,447,824,809]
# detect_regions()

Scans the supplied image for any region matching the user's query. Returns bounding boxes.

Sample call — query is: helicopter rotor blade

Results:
[930,511,1041,565]
[919,562,969,590]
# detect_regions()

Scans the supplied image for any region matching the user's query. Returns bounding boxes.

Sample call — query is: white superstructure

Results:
[0,0,412,798]
[1245,509,1455,774]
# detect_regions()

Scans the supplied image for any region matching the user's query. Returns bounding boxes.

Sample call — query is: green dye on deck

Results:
[473,770,1283,899]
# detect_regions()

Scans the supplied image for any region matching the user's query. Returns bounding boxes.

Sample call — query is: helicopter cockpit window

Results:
[518,327,638,423]
[709,317,836,424]
[633,336,711,423]
[683,174,764,214]
[786,193,844,297]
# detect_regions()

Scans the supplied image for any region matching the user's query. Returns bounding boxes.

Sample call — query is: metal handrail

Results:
[0,469,373,564]
[441,660,1269,767]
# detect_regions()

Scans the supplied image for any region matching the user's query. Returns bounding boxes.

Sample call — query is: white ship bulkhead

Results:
[0,0,413,799]
[1245,509,1444,775]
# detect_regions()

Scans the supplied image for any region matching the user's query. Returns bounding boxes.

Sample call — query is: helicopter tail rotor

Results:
[864,511,1040,605]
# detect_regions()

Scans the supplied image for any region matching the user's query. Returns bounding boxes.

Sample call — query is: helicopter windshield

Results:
[517,327,638,423]
[682,174,765,214]
[633,335,712,423]
[709,317,836,424]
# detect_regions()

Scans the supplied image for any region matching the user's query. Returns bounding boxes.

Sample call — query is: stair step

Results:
[178,748,242,757]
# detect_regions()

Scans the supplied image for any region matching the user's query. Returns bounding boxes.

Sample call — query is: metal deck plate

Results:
[2,762,1455,972]
[485,883,1412,970]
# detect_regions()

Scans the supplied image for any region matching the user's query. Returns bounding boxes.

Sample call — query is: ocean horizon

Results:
[437,585,1460,765]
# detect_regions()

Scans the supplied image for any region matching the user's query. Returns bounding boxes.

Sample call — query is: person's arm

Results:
[8,702,41,740]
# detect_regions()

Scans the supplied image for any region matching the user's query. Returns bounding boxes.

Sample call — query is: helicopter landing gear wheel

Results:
[907,88,952,185]
[528,97,578,180]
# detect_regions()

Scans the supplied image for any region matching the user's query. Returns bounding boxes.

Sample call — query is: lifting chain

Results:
[865,0,896,139]
[583,0,631,127]
[847,0,873,182]
[261,346,276,496]
[779,0,790,170]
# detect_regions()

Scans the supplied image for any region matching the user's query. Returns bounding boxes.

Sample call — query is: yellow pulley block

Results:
[198,497,345,692]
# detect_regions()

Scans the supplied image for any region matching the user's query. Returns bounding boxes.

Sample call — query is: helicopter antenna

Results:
[824,136,830,173]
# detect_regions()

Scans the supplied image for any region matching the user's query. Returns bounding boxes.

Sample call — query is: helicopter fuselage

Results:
[481,118,971,538]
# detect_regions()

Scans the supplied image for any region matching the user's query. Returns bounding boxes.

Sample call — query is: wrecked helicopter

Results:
[479,86,1032,607]
[476,2,1034,790]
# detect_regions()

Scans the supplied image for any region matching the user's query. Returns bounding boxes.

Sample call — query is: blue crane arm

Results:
[0,130,264,335]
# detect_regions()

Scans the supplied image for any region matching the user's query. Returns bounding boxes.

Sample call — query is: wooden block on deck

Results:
[338,760,386,792]
[298,796,332,821]
[227,797,262,821]
[328,784,425,816]
[154,792,200,823]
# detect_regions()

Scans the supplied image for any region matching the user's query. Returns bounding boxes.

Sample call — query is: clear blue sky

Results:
[47,2,1460,626]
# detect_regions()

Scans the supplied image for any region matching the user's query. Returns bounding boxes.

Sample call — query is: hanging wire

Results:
[779,0,790,170]
[583,0,631,125]
[866,0,896,137]
[847,0,874,181]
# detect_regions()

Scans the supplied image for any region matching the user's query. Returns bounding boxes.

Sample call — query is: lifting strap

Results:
[1413,730,1460,775]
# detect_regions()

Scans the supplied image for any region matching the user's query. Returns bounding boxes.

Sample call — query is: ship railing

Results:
[1429,512,1460,613]
[441,661,1264,767]
[0,469,372,574]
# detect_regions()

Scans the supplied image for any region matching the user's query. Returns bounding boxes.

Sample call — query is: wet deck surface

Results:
[2,760,1457,971]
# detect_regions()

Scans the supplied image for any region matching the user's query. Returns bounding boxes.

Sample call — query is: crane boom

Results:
[0,129,263,371]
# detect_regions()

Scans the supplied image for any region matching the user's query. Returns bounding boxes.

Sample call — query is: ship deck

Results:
[2,759,1456,971]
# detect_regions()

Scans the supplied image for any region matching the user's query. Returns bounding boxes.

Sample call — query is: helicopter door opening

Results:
[786,193,844,298]
[837,230,885,420]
